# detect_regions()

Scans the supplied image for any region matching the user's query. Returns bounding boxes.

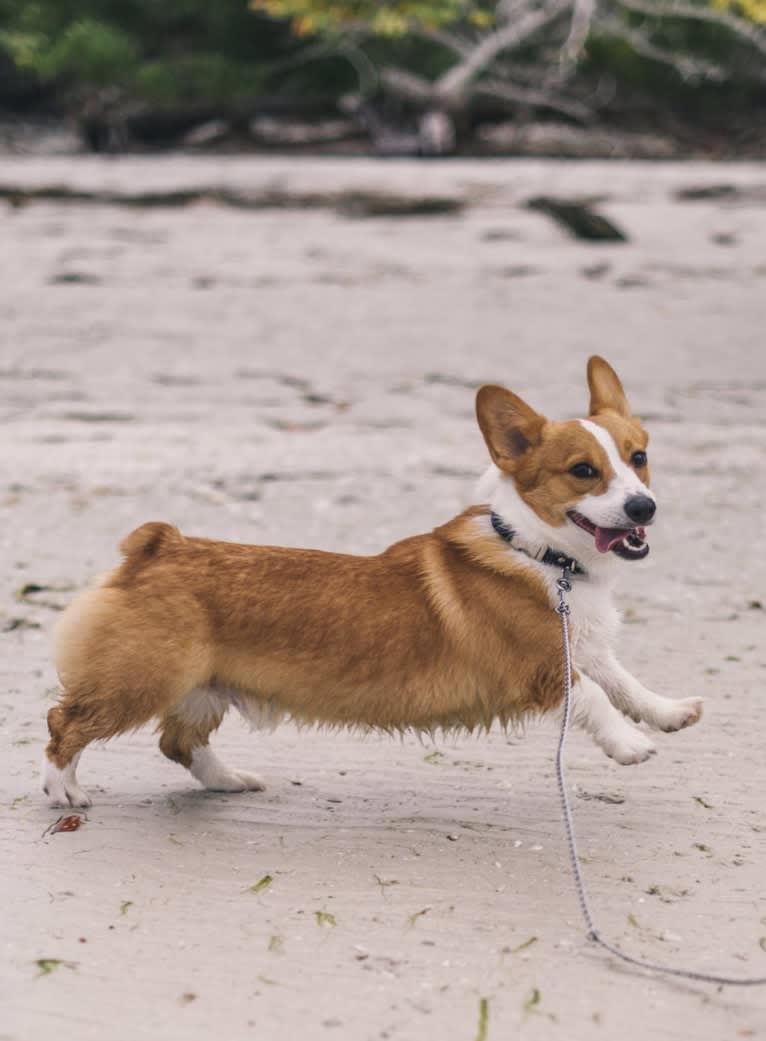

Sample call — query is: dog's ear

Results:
[587,356,632,419]
[476,385,546,469]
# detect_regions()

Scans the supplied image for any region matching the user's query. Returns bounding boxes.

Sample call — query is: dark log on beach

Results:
[0,183,464,218]
[525,196,628,242]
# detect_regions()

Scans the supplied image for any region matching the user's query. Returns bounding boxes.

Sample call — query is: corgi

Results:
[42,356,703,808]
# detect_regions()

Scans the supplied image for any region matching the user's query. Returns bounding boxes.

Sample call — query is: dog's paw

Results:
[653,696,704,733]
[601,729,657,766]
[204,769,265,793]
[232,769,266,792]
[190,747,265,793]
[41,759,92,808]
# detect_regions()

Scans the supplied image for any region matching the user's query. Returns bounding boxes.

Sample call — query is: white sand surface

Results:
[1,156,765,1041]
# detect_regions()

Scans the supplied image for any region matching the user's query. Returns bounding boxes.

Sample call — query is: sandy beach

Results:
[2,155,765,1040]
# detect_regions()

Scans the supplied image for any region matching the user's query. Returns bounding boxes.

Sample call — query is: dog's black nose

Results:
[624,494,656,524]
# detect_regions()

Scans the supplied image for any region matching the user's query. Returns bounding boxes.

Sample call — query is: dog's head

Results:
[476,356,654,562]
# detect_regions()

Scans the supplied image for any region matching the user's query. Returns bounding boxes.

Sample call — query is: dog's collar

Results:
[490,512,587,576]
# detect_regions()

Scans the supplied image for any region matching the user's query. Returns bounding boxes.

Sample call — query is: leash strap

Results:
[554,569,766,986]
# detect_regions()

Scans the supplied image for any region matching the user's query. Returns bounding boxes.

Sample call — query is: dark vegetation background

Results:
[1,1,765,156]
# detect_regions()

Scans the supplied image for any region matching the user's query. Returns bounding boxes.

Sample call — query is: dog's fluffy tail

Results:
[119,521,182,561]
[54,522,190,693]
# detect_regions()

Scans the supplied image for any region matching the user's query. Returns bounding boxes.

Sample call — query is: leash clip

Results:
[555,571,571,615]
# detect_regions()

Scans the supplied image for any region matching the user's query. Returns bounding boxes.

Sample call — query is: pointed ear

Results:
[587,355,632,419]
[476,385,546,470]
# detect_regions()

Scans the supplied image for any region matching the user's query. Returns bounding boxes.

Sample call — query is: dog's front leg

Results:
[569,674,656,764]
[582,649,703,733]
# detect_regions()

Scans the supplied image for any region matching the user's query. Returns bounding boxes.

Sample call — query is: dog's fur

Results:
[42,356,703,808]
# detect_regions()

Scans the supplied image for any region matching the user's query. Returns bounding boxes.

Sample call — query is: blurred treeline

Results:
[1,1,765,154]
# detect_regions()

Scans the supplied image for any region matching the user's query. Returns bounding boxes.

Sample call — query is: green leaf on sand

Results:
[693,795,714,809]
[510,935,538,952]
[35,959,62,977]
[249,875,273,893]
[523,987,541,1017]
[34,958,76,977]
[476,997,489,1041]
[407,906,431,927]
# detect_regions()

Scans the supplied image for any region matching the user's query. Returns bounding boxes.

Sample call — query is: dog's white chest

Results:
[546,573,620,654]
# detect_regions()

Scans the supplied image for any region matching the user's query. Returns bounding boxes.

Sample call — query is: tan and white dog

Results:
[42,356,703,808]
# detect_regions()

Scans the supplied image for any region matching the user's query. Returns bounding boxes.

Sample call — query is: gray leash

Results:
[554,570,766,986]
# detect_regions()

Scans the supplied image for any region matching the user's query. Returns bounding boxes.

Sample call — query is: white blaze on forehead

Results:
[577,419,654,524]
[578,420,649,492]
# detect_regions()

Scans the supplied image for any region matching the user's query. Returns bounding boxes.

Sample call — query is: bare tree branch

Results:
[378,66,434,105]
[497,0,540,16]
[544,0,597,87]
[602,15,729,80]
[563,0,597,61]
[618,0,766,57]
[434,0,573,105]
[476,76,594,121]
[408,26,472,58]
[337,38,379,95]
[329,0,766,147]
[493,57,569,85]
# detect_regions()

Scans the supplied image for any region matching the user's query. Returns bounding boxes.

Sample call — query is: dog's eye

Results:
[631,451,648,468]
[569,462,598,479]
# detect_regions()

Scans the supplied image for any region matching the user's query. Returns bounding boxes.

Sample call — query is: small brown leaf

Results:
[48,815,83,834]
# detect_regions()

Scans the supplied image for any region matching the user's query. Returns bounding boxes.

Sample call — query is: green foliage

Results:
[250,0,495,36]
[134,55,266,103]
[0,0,292,103]
[35,19,138,85]
[0,0,764,123]
[251,0,766,105]
[252,0,766,37]
[720,0,766,21]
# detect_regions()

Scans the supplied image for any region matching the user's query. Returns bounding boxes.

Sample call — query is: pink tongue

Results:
[595,527,632,553]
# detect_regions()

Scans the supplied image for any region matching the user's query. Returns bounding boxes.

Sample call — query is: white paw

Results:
[653,696,704,733]
[189,748,264,792]
[41,757,92,808]
[203,769,265,793]
[601,729,656,765]
[233,770,265,791]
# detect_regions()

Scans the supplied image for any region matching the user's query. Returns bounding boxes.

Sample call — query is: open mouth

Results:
[567,510,649,561]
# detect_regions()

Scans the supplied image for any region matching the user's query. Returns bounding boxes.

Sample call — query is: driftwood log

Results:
[525,196,628,242]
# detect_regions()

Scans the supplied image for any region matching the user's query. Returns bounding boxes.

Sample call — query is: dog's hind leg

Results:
[42,746,90,809]
[43,686,166,808]
[158,689,265,793]
[44,553,217,806]
[43,696,112,807]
